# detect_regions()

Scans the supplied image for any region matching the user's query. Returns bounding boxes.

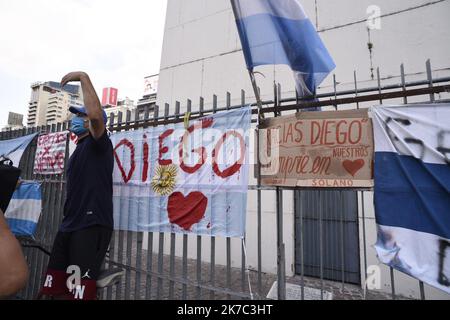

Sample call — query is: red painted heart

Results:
[343,159,365,177]
[167,192,208,231]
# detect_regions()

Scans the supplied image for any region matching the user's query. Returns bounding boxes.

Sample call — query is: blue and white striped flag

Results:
[372,104,450,293]
[231,0,335,97]
[5,182,42,237]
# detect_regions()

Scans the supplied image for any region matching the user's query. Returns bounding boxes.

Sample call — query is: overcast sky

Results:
[0,0,167,127]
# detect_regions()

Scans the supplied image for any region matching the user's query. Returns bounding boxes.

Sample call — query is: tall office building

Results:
[104,96,137,123]
[136,74,157,119]
[102,80,157,125]
[1,112,24,131]
[27,81,84,127]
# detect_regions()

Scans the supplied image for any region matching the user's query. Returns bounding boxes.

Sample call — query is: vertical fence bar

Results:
[134,106,144,300]
[39,126,50,276]
[19,127,36,298]
[299,191,305,300]
[333,74,338,110]
[115,112,125,300]
[32,125,45,298]
[275,83,286,300]
[26,127,37,299]
[197,97,204,299]
[378,67,396,299]
[124,110,133,300]
[401,64,408,104]
[277,83,282,112]
[23,127,35,299]
[182,99,191,300]
[184,93,191,110]
[157,104,170,299]
[46,124,60,299]
[29,127,39,299]
[390,267,396,300]
[273,82,278,117]
[226,92,232,300]
[400,64,414,300]
[146,229,154,299]
[240,89,248,297]
[354,71,360,109]
[35,125,48,299]
[45,124,57,248]
[55,122,65,247]
[196,233,202,297]
[11,128,25,299]
[47,124,57,253]
[168,102,180,299]
[199,97,204,116]
[272,81,279,298]
[340,191,345,292]
[319,191,324,300]
[417,55,426,298]
[426,59,435,102]
[361,191,368,299]
[40,125,53,298]
[55,122,65,233]
[419,281,426,300]
[34,125,50,299]
[256,85,263,298]
[256,103,263,297]
[209,94,217,300]
[106,113,116,300]
[145,105,157,300]
[377,68,383,104]
[276,188,285,300]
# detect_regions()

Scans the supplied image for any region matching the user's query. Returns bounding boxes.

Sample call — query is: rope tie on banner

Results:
[242,238,254,300]
[183,111,191,129]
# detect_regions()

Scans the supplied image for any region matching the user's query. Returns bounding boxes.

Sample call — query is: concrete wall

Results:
[150,0,450,299]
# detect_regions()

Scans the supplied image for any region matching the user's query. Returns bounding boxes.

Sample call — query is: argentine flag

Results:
[0,133,37,167]
[372,104,450,294]
[231,0,335,97]
[5,182,42,237]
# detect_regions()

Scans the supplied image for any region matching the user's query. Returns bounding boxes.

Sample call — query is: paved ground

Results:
[102,233,403,300]
[16,231,407,300]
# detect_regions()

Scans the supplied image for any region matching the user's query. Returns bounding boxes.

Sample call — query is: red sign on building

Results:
[102,87,118,106]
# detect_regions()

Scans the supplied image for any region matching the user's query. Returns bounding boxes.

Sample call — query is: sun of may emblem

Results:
[151,164,178,196]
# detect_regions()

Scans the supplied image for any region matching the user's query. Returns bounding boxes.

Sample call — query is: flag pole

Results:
[231,0,288,300]
[229,0,265,123]
[231,2,269,300]
[248,70,265,124]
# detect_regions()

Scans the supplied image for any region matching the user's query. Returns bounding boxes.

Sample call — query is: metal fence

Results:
[2,59,450,300]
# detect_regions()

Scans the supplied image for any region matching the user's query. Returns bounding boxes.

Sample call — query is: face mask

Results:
[70,116,88,136]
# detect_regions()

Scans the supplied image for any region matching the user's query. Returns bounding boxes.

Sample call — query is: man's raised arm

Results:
[61,71,105,139]
[0,211,29,299]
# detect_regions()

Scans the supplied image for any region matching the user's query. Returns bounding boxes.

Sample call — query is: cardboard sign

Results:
[259,109,373,187]
[33,131,68,175]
